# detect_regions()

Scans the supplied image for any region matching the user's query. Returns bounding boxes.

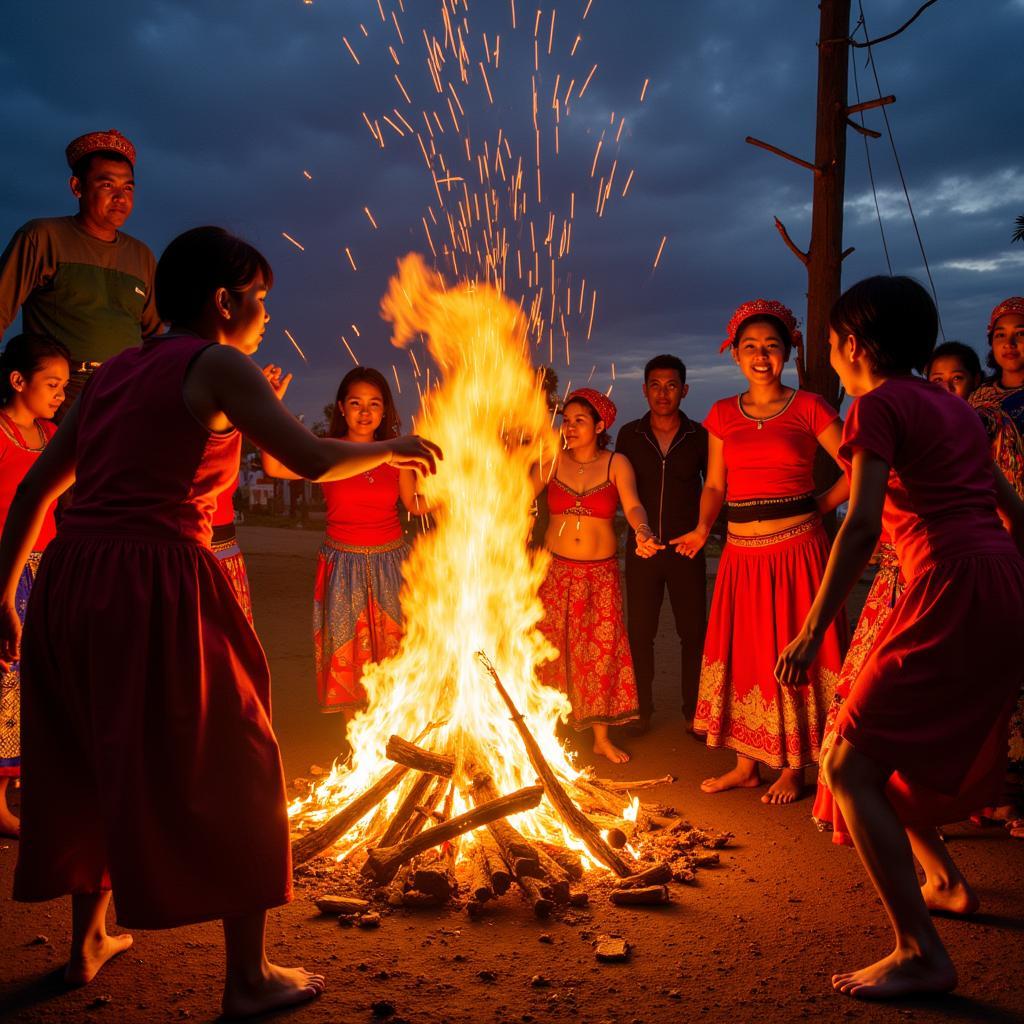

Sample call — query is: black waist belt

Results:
[211,522,237,544]
[725,493,816,523]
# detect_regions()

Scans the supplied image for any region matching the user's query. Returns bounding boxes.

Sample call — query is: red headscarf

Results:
[564,388,616,431]
[721,299,802,354]
[987,297,1024,335]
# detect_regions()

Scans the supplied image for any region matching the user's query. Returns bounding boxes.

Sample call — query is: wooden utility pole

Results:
[745,0,895,409]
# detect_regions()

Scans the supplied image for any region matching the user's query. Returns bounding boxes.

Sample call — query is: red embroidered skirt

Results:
[212,535,254,626]
[313,537,406,712]
[814,544,902,844]
[537,554,639,729]
[832,552,1024,828]
[13,533,292,929]
[694,520,848,770]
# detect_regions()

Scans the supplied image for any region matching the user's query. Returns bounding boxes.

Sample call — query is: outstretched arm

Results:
[185,345,440,482]
[994,465,1024,554]
[610,453,664,557]
[775,448,888,686]
[0,406,79,669]
[671,433,725,556]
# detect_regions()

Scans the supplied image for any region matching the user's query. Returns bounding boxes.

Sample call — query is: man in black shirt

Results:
[616,355,708,733]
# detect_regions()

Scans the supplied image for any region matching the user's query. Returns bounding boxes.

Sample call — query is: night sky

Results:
[2,0,1021,429]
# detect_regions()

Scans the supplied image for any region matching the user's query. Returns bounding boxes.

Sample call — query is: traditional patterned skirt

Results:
[536,554,639,730]
[694,519,847,770]
[813,543,902,843]
[313,536,406,713]
[831,551,1024,832]
[0,552,42,779]
[212,534,254,625]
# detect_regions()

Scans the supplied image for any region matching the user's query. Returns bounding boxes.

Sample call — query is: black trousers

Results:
[624,548,707,720]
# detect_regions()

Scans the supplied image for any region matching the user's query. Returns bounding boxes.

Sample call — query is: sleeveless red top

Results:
[0,411,58,551]
[322,464,403,545]
[547,454,619,520]
[704,389,839,501]
[62,334,241,547]
[213,475,238,528]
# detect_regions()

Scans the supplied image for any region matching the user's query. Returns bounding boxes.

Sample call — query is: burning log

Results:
[517,874,554,918]
[292,764,408,867]
[590,774,675,792]
[476,832,512,895]
[400,775,450,841]
[377,772,435,849]
[361,785,544,884]
[468,767,543,878]
[534,840,584,882]
[386,735,455,778]
[477,650,634,877]
[609,884,670,906]
[614,862,673,889]
[533,846,571,902]
[412,867,453,900]
[468,845,496,903]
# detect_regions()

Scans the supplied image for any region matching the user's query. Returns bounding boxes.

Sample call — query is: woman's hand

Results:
[634,528,664,559]
[387,435,443,475]
[774,627,822,688]
[262,363,293,401]
[670,526,708,558]
[0,601,21,673]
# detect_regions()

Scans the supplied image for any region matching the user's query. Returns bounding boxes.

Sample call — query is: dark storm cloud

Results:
[1,0,1021,426]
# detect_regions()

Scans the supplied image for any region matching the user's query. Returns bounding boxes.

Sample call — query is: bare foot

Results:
[1006,818,1024,840]
[832,948,957,1000]
[222,963,326,1018]
[593,739,630,764]
[761,770,803,805]
[0,807,20,838]
[701,765,761,794]
[65,932,134,986]
[921,876,979,916]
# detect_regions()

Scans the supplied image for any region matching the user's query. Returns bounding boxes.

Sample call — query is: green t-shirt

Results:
[0,216,160,364]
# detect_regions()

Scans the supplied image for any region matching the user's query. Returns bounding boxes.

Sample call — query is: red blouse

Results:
[322,464,403,545]
[213,475,238,528]
[0,412,57,551]
[840,377,1014,580]
[704,389,839,501]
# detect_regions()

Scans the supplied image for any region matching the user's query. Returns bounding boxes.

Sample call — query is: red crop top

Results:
[704,389,839,502]
[322,464,404,545]
[0,411,57,551]
[547,455,619,520]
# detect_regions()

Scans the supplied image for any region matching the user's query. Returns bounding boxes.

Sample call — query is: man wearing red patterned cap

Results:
[0,129,160,416]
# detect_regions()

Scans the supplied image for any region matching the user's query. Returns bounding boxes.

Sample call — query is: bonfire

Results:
[288,254,730,918]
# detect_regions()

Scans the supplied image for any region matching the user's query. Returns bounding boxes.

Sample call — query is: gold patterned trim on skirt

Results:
[726,517,819,549]
[322,536,407,556]
[210,536,240,557]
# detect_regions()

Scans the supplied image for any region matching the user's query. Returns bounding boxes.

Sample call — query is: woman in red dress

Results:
[264,367,428,716]
[0,227,440,1015]
[777,276,1024,999]
[532,389,660,763]
[0,334,69,836]
[675,300,849,804]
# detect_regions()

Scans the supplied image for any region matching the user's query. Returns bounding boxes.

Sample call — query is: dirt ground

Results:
[2,524,1022,1024]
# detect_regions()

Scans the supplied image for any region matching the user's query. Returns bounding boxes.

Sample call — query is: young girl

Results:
[816,341,984,840]
[0,334,69,836]
[969,297,1024,835]
[777,276,1024,999]
[674,300,849,804]
[0,226,439,1015]
[263,367,427,716]
[532,389,660,764]
[925,340,983,400]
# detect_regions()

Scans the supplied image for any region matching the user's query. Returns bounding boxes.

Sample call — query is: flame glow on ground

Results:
[289,253,633,869]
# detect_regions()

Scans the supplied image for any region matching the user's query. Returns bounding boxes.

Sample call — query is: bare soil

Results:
[1,525,1022,1024]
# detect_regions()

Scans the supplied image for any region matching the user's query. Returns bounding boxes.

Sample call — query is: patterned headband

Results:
[66,129,136,170]
[721,298,802,354]
[988,297,1024,335]
[564,387,616,431]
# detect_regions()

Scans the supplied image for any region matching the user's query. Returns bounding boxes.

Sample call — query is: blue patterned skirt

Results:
[1,552,42,778]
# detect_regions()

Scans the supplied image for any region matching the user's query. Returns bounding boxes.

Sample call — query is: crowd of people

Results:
[0,128,1022,1012]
